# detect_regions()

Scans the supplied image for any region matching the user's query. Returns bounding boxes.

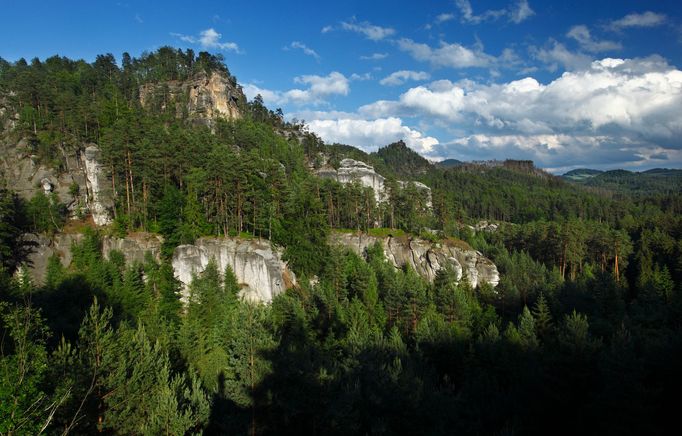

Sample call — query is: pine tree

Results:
[532,293,553,339]
[517,306,539,349]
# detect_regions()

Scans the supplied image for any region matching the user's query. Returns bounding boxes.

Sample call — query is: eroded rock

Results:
[316,157,432,207]
[139,71,244,127]
[332,232,500,288]
[172,237,296,303]
[81,144,113,226]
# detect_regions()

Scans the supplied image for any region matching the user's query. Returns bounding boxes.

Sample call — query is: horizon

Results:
[2,0,682,173]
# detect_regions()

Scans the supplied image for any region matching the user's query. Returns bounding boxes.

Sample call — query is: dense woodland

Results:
[1,49,682,435]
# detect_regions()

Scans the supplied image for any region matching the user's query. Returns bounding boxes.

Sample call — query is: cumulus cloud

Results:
[608,11,667,31]
[171,28,241,52]
[284,41,320,60]
[398,38,494,69]
[567,25,622,53]
[243,72,350,106]
[306,117,439,154]
[531,40,592,71]
[380,70,430,86]
[356,56,682,168]
[323,19,395,40]
[455,0,534,24]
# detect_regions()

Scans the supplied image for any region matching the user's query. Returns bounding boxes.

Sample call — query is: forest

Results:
[1,48,682,435]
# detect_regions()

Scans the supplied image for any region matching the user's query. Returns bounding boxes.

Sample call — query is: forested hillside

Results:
[1,49,682,435]
[563,168,682,197]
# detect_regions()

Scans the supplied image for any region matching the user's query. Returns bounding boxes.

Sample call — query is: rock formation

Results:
[81,144,113,226]
[24,233,294,304]
[331,232,500,288]
[0,140,114,225]
[172,238,295,303]
[316,158,433,207]
[139,71,245,127]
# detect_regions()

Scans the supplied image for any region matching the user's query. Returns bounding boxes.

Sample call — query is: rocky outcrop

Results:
[24,233,84,284]
[0,140,114,225]
[316,158,432,207]
[139,72,245,127]
[24,232,295,304]
[172,238,295,303]
[331,233,499,288]
[81,145,113,226]
[102,233,163,264]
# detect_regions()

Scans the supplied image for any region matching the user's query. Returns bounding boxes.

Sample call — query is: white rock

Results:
[172,237,296,303]
[82,145,112,226]
[332,233,500,288]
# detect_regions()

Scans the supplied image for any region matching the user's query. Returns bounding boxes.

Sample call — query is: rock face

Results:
[172,238,296,303]
[316,158,432,207]
[24,233,83,284]
[139,72,245,127]
[102,233,163,265]
[332,233,500,288]
[0,140,114,225]
[24,233,295,304]
[81,145,113,226]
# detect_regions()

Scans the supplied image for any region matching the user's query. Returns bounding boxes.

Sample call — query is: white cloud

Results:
[306,117,439,154]
[455,0,534,24]
[398,38,494,69]
[360,52,388,60]
[284,41,320,60]
[323,20,395,40]
[567,25,622,53]
[380,70,430,86]
[356,57,682,167]
[531,40,592,71]
[171,28,241,52]
[608,11,667,31]
[243,72,350,106]
[508,0,535,24]
[351,72,372,81]
[435,13,455,24]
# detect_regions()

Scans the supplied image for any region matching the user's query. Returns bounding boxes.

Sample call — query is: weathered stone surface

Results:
[316,157,432,207]
[172,237,296,303]
[81,144,113,226]
[24,232,294,304]
[102,233,163,265]
[24,233,83,285]
[0,140,113,225]
[139,71,244,127]
[331,233,500,288]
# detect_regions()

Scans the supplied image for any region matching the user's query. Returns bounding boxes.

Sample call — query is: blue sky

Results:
[2,0,682,172]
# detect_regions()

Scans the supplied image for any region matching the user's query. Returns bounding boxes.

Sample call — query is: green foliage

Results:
[1,48,682,435]
[0,189,32,274]
[0,301,55,434]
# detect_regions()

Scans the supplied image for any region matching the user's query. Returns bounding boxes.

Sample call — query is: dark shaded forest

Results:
[1,49,682,435]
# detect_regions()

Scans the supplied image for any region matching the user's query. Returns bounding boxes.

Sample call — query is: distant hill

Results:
[373,140,433,178]
[437,158,464,168]
[562,168,603,181]
[564,168,682,196]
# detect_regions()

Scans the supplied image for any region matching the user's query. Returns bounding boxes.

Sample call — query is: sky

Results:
[2,0,682,173]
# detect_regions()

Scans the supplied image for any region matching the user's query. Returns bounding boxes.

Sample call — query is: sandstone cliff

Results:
[139,71,245,127]
[25,233,294,304]
[316,158,433,207]
[0,140,114,225]
[172,238,296,303]
[331,232,500,288]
